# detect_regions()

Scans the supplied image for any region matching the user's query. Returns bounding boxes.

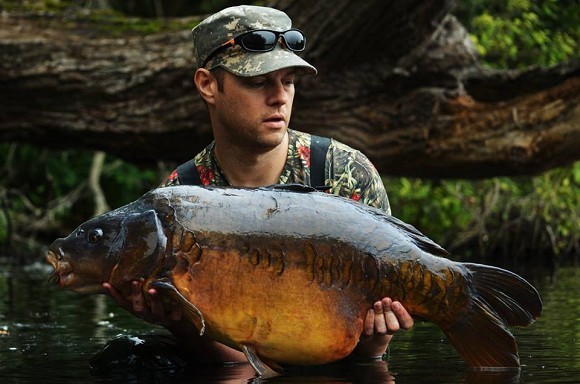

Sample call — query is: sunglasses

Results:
[203,29,307,67]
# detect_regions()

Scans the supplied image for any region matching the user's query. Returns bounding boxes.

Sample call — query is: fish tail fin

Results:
[466,263,542,327]
[443,263,542,368]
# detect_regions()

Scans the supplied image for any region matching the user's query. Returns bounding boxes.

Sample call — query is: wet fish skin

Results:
[46,185,542,375]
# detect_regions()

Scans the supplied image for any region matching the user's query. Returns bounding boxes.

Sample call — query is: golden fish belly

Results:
[172,246,370,365]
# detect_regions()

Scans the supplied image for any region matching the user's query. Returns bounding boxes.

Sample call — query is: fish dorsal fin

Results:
[259,184,322,193]
[382,213,450,257]
[150,279,206,335]
[241,345,282,378]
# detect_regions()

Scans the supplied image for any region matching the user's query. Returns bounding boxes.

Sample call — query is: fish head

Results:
[46,210,124,294]
[46,206,168,295]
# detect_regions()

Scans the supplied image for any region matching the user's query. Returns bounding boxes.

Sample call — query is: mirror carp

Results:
[46,185,542,377]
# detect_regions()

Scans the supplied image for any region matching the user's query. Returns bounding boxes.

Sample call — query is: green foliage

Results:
[0,144,161,251]
[455,0,579,68]
[0,206,7,245]
[387,178,473,244]
[0,0,69,12]
[89,13,188,37]
[0,0,197,36]
[386,162,580,261]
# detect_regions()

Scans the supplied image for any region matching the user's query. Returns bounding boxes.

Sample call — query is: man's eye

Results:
[241,77,266,88]
[249,81,266,88]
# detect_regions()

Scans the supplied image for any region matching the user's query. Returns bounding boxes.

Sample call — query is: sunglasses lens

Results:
[283,30,306,51]
[240,31,277,51]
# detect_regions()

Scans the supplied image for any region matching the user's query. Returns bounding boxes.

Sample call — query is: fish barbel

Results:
[46,185,542,376]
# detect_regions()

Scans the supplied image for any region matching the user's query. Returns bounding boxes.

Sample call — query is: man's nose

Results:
[267,82,290,105]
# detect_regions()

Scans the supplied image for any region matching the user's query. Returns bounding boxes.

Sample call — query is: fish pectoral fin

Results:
[150,279,206,336]
[241,345,282,378]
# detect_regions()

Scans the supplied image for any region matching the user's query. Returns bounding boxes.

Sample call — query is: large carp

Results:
[46,185,542,376]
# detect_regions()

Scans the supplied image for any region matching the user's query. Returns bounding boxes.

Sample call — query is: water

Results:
[0,260,577,383]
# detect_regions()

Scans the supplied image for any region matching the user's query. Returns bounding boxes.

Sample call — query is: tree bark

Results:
[0,0,578,178]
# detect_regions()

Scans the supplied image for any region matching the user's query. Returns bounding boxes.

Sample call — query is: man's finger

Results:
[392,301,414,330]
[148,288,165,317]
[380,298,400,335]
[131,281,146,312]
[102,282,130,309]
[373,300,388,335]
[362,309,375,337]
[169,303,183,322]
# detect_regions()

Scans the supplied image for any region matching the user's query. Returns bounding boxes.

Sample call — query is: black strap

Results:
[176,135,331,188]
[310,135,331,189]
[176,159,201,185]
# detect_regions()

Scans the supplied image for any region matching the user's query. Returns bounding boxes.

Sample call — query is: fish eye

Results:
[87,228,104,244]
[76,228,85,237]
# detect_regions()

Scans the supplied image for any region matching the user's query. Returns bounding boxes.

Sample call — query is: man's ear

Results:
[194,68,217,104]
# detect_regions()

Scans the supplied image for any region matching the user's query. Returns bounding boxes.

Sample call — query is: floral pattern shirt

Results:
[161,129,390,213]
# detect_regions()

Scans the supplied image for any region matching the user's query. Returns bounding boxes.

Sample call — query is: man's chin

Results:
[254,128,288,148]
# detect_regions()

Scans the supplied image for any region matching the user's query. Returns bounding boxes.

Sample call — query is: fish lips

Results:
[46,248,73,287]
[46,247,105,293]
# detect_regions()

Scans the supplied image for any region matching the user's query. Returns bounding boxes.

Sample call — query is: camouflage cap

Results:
[191,5,317,77]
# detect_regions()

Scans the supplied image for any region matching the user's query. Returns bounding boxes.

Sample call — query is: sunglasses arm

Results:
[220,38,236,49]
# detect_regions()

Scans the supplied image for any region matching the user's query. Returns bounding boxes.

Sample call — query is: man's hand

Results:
[103,280,247,363]
[102,281,182,328]
[353,297,414,359]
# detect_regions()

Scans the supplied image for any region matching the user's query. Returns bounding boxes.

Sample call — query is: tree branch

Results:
[0,0,578,178]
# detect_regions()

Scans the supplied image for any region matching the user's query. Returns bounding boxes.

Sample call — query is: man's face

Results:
[211,67,296,152]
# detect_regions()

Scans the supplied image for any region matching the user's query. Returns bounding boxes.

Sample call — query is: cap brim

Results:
[206,44,317,77]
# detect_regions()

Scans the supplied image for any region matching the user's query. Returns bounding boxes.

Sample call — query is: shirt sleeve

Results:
[326,140,391,214]
[159,169,181,187]
[355,155,391,214]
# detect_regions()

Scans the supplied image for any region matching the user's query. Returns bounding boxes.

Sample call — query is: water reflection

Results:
[0,261,577,383]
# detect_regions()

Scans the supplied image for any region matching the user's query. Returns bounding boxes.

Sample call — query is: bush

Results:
[386,162,579,265]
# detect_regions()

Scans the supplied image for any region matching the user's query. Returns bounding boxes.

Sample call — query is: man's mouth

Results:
[263,114,286,127]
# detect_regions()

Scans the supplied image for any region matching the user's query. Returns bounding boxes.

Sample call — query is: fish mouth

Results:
[46,249,73,287]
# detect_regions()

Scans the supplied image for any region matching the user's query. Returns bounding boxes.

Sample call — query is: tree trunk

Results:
[0,0,578,178]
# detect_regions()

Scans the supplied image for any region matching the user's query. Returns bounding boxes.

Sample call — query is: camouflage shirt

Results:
[162,129,390,213]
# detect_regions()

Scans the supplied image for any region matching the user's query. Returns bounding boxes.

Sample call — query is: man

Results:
[105,5,413,364]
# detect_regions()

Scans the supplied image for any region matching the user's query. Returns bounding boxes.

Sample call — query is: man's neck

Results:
[213,132,289,187]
